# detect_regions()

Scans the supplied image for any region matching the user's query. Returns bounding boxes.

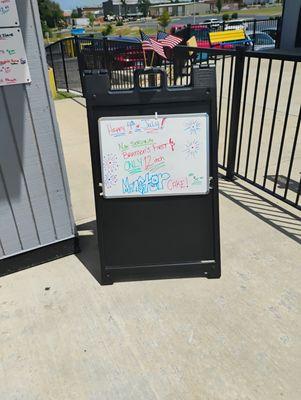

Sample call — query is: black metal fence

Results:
[46,37,81,93]
[216,49,301,211]
[45,37,300,211]
[174,17,281,50]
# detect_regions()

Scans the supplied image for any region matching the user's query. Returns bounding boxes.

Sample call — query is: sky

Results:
[57,0,102,10]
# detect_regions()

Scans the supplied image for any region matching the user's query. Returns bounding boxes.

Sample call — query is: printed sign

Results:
[0,28,31,86]
[0,0,19,27]
[98,113,209,198]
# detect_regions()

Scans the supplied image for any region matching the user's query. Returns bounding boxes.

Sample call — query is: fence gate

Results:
[83,68,221,284]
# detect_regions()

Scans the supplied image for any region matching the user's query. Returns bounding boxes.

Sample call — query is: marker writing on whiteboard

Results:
[122,172,170,195]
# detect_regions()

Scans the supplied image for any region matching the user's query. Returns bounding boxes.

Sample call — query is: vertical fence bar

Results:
[236,56,250,173]
[217,55,225,139]
[276,17,281,49]
[273,61,297,193]
[60,40,69,92]
[75,37,85,95]
[253,19,256,51]
[284,105,301,199]
[226,48,246,180]
[263,60,285,188]
[296,176,301,207]
[223,56,234,167]
[244,57,261,178]
[253,58,272,182]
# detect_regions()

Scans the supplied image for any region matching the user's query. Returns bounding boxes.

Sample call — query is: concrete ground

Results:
[0,99,300,400]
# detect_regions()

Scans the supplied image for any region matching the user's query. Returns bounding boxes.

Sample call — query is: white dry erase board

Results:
[98,113,209,198]
[0,0,19,27]
[0,28,31,86]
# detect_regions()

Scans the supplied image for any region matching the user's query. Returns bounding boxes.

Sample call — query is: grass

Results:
[220,5,282,17]
[112,25,157,37]
[54,91,80,101]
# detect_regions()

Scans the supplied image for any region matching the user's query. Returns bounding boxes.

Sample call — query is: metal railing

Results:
[46,37,81,93]
[45,37,300,211]
[174,17,282,50]
[216,48,301,210]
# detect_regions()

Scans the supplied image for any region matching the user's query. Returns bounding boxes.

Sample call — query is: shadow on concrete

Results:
[265,174,300,194]
[76,219,101,283]
[219,176,301,245]
[76,178,301,281]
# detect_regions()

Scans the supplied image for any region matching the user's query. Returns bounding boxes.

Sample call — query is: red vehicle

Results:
[170,23,235,50]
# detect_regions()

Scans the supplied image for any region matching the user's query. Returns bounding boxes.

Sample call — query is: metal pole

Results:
[60,40,69,92]
[252,18,256,51]
[226,48,246,180]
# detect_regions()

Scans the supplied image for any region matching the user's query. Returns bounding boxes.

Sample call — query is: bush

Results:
[231,12,238,19]
[222,14,230,21]
[102,24,113,36]
[116,20,123,26]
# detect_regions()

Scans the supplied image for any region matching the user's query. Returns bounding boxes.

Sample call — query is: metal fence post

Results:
[252,19,256,51]
[276,17,282,49]
[75,36,86,95]
[60,40,69,92]
[226,47,246,180]
[103,37,109,70]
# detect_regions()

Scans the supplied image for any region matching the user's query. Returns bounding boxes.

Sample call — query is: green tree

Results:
[216,0,223,13]
[222,13,229,21]
[138,0,151,17]
[158,10,170,32]
[231,12,238,19]
[87,12,95,27]
[38,0,64,29]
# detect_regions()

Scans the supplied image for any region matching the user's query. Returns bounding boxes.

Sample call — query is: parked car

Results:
[261,27,278,41]
[104,15,116,22]
[224,19,248,31]
[246,31,275,51]
[203,19,221,29]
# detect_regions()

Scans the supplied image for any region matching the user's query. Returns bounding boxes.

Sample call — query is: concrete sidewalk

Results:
[0,99,300,400]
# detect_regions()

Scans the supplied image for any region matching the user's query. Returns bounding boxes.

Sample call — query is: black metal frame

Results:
[45,34,301,212]
[84,68,221,284]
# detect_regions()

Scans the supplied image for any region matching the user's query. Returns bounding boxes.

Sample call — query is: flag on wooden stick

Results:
[140,30,166,59]
[157,31,182,49]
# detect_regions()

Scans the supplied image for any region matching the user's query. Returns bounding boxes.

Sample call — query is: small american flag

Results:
[140,30,166,59]
[157,31,182,49]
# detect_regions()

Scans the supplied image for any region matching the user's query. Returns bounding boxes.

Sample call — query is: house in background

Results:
[77,6,103,18]
[149,2,211,18]
[102,0,170,17]
[243,0,276,5]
